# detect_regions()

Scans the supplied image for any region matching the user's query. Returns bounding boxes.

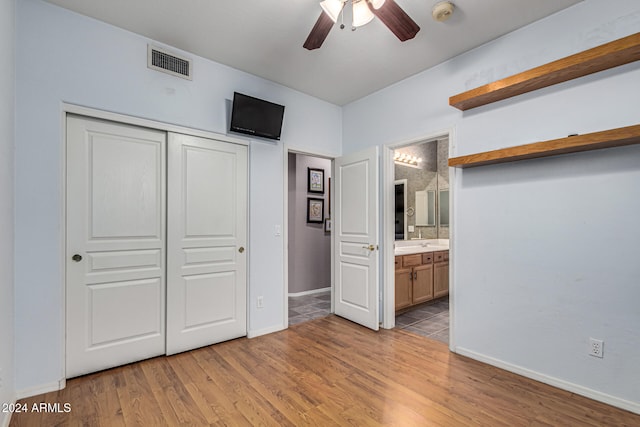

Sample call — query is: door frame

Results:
[381,127,457,351]
[394,179,408,240]
[60,103,249,380]
[282,145,336,328]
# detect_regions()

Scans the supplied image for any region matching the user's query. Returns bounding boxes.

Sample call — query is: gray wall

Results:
[288,153,331,294]
[395,139,449,240]
[0,0,16,420]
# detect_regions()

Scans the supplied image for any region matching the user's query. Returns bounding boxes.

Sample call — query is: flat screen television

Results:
[230,92,285,140]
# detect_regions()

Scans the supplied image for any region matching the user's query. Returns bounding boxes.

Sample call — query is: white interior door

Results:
[334,146,379,330]
[66,115,166,378]
[166,133,248,355]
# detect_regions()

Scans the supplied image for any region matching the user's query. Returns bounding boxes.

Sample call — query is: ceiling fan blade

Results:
[303,12,335,50]
[370,0,420,42]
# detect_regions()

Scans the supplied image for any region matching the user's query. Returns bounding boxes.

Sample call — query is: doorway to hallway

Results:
[286,152,333,326]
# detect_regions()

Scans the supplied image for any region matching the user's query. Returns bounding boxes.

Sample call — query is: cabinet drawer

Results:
[395,256,402,270]
[422,253,434,264]
[402,254,423,267]
[434,251,446,263]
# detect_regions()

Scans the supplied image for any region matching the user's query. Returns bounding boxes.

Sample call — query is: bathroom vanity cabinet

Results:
[395,250,448,312]
[433,250,449,299]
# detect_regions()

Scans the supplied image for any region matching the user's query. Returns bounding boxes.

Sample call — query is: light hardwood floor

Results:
[10,316,640,426]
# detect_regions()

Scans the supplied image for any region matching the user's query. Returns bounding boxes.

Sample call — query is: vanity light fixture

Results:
[394,151,422,168]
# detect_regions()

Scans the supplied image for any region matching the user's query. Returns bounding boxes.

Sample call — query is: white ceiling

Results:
[44,0,582,105]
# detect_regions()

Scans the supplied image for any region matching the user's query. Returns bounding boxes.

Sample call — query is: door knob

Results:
[361,244,377,251]
[238,247,245,253]
[72,254,83,262]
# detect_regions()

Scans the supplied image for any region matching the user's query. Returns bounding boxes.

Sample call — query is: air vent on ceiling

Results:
[147,45,192,80]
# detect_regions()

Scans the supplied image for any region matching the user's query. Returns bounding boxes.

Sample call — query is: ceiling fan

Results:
[303,0,420,50]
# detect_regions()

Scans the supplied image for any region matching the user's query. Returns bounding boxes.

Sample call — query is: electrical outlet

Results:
[257,296,264,309]
[589,338,604,358]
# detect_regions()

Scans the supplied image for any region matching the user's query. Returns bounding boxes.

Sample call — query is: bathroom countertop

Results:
[394,239,449,256]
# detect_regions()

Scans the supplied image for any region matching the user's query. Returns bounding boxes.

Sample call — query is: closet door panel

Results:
[167,133,248,355]
[66,115,166,378]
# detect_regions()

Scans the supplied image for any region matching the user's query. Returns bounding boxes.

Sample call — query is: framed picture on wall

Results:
[308,168,324,194]
[307,198,324,223]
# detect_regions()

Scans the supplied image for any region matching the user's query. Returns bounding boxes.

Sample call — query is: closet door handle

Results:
[238,247,245,253]
[72,254,83,262]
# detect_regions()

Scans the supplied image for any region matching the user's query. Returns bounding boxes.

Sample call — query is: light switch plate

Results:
[408,225,415,232]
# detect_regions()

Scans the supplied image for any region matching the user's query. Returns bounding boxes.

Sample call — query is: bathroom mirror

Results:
[394,138,449,240]
[415,190,435,226]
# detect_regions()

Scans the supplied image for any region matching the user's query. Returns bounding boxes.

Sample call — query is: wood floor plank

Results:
[117,363,169,426]
[10,315,640,426]
[214,343,318,423]
[194,345,294,426]
[140,356,210,425]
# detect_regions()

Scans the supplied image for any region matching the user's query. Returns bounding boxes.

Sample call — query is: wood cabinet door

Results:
[395,268,413,310]
[434,261,449,298]
[412,263,434,304]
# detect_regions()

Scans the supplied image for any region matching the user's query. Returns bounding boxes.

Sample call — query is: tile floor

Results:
[288,290,332,325]
[288,290,449,345]
[395,297,449,344]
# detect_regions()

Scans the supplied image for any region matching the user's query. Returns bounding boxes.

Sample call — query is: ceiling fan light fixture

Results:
[369,0,386,10]
[352,0,375,27]
[320,0,345,23]
[305,0,419,50]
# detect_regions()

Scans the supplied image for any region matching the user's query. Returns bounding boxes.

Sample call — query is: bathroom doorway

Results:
[286,151,333,326]
[384,135,452,345]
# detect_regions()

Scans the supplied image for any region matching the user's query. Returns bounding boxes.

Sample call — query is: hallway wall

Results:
[288,153,332,294]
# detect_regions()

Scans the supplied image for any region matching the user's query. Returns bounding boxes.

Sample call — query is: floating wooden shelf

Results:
[449,32,640,111]
[448,124,640,168]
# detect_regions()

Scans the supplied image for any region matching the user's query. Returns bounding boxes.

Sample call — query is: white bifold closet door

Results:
[66,115,167,378]
[166,133,247,355]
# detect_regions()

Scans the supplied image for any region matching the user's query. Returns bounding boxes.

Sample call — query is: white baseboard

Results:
[16,379,65,400]
[288,287,330,297]
[247,324,285,339]
[455,347,640,415]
